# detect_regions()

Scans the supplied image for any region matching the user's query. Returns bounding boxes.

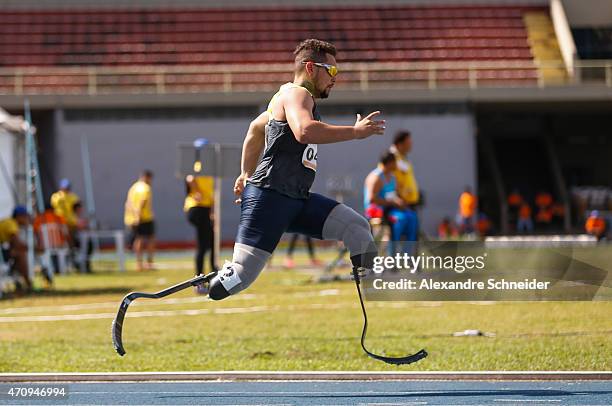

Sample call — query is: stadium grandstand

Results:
[0,0,611,244]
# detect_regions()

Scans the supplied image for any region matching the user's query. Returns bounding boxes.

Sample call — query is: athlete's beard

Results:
[320,87,330,99]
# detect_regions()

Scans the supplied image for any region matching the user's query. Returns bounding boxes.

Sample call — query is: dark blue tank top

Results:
[248,83,320,199]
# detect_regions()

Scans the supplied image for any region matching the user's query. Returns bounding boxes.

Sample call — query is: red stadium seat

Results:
[0,4,543,87]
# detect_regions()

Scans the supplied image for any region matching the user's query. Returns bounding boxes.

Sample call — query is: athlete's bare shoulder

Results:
[271,85,314,122]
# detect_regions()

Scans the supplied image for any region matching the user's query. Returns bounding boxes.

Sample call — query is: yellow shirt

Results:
[391,147,420,205]
[50,190,80,227]
[124,180,153,226]
[184,176,214,211]
[0,218,19,244]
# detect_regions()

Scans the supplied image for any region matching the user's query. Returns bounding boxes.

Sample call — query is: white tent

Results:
[0,108,28,218]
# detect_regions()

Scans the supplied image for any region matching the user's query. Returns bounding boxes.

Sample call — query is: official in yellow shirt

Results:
[50,178,80,229]
[124,170,155,271]
[385,131,420,246]
[390,131,420,206]
[0,206,31,291]
[185,175,218,278]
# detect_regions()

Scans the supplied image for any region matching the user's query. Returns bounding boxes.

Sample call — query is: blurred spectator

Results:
[535,191,553,208]
[507,189,523,208]
[535,191,553,231]
[390,131,420,207]
[124,170,156,272]
[73,202,93,273]
[458,186,477,235]
[33,204,70,279]
[34,204,70,248]
[517,202,534,233]
[364,152,418,252]
[507,188,523,231]
[51,178,80,239]
[437,217,458,239]
[0,206,31,292]
[285,234,320,269]
[585,210,607,241]
[390,130,420,241]
[476,213,492,237]
[184,174,218,277]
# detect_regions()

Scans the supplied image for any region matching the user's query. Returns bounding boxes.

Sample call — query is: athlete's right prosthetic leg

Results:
[208,243,270,300]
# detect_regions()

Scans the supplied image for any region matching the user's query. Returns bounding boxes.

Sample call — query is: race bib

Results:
[302,144,318,171]
[384,191,398,199]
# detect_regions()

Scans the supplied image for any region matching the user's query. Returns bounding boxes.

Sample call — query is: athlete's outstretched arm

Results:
[284,88,385,145]
[234,111,268,201]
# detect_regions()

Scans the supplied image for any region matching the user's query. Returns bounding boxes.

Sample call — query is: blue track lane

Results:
[1,380,611,405]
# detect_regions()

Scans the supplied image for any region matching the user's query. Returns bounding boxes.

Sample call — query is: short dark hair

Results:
[379,151,396,166]
[393,130,411,146]
[142,169,154,178]
[294,39,337,69]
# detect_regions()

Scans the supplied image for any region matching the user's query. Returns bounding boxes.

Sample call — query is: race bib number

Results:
[302,144,317,171]
[219,264,241,291]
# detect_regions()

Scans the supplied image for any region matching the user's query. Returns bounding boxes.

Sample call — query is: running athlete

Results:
[207,39,385,300]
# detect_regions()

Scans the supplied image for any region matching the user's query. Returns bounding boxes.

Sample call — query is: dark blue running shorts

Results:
[236,184,339,253]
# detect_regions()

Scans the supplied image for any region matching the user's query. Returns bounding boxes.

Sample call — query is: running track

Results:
[1,372,610,405]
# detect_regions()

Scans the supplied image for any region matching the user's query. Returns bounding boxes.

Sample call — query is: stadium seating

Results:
[0,5,553,90]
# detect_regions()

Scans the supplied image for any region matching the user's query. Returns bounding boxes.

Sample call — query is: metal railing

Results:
[0,60,610,96]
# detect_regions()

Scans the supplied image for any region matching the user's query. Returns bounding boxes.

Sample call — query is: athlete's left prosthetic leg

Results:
[323,205,427,365]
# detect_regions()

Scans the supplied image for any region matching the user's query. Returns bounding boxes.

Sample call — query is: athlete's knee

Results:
[323,204,375,253]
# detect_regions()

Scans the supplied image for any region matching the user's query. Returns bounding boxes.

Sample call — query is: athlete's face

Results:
[314,54,337,99]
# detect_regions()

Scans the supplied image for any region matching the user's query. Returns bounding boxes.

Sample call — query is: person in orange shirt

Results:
[33,204,71,250]
[535,191,553,208]
[517,202,534,233]
[507,189,523,208]
[458,186,477,235]
[33,204,71,279]
[585,210,607,241]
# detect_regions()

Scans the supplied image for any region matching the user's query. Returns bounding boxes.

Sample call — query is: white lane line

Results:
[0,295,251,315]
[493,400,562,403]
[0,290,345,315]
[0,298,436,323]
[0,303,348,322]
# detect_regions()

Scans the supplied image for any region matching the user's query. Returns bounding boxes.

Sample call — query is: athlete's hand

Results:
[233,173,248,204]
[354,111,385,139]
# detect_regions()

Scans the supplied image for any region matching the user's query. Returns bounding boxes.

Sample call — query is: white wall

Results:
[54,110,476,241]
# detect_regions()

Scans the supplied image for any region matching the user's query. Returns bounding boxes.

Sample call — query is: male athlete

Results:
[207,39,385,300]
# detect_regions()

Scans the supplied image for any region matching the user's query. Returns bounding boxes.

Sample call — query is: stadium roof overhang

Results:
[0,86,610,111]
